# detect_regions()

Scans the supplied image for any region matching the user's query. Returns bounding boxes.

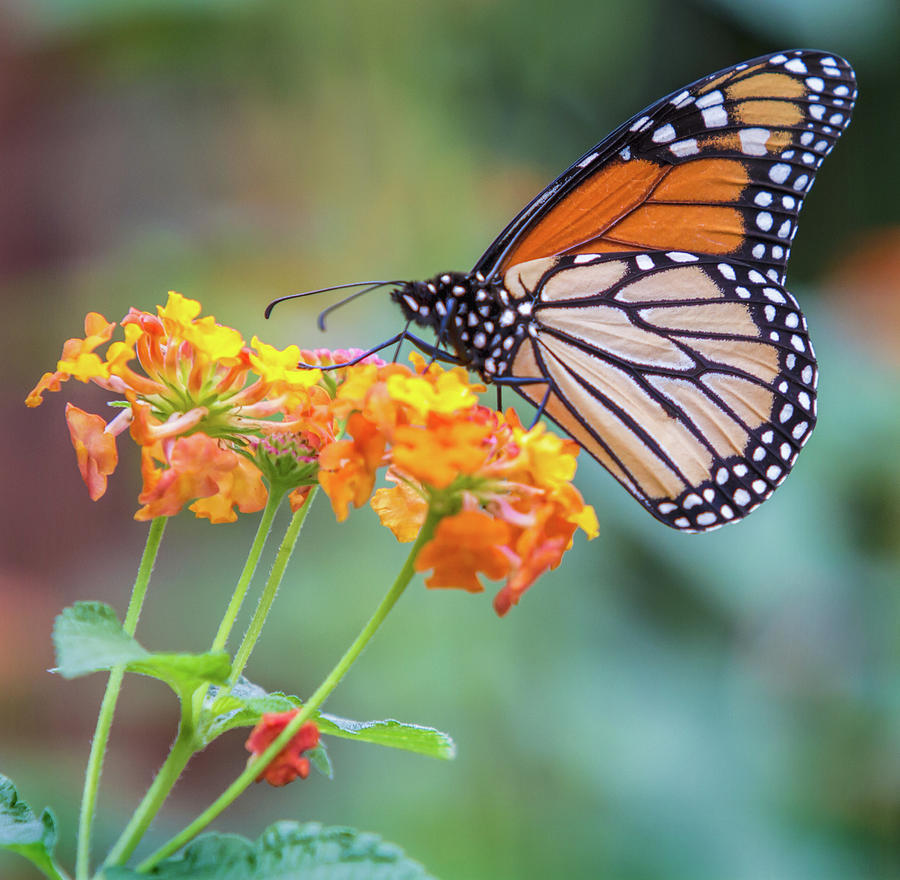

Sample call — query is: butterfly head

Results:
[392,272,526,379]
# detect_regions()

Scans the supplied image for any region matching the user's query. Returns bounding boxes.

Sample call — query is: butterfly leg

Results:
[492,376,552,428]
[404,333,465,365]
[299,331,410,371]
[426,300,459,368]
[393,319,413,363]
[528,383,553,429]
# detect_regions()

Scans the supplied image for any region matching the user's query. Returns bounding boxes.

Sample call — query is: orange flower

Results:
[370,476,428,542]
[391,414,494,489]
[318,413,386,521]
[415,511,512,593]
[65,404,119,501]
[135,433,266,523]
[26,294,349,521]
[245,712,320,787]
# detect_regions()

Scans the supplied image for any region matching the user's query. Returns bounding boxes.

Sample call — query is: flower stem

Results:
[102,721,195,868]
[230,488,317,682]
[136,511,439,873]
[210,486,286,654]
[75,516,167,880]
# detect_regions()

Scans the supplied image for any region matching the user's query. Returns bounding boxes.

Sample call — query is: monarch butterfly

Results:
[273,49,856,532]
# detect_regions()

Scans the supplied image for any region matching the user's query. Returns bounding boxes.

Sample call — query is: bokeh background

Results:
[2,1,899,878]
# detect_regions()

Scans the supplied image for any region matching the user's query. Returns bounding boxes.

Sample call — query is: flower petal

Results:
[65,404,118,500]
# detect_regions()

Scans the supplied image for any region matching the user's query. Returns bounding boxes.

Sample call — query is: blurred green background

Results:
[2,0,899,878]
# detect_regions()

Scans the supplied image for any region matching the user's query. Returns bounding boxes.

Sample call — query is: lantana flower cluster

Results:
[29,293,597,613]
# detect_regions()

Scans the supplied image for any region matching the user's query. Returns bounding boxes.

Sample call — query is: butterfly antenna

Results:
[317,280,404,331]
[264,279,401,319]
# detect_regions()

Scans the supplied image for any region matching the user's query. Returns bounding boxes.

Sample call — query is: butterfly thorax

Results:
[392,271,530,380]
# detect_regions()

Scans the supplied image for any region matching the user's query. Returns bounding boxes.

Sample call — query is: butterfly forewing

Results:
[475,50,856,287]
[506,251,817,531]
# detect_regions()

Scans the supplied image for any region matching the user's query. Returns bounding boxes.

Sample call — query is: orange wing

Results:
[473,51,856,286]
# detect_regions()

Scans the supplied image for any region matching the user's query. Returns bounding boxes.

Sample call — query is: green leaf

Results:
[0,775,67,880]
[316,714,456,761]
[104,821,436,880]
[53,602,146,674]
[307,743,333,780]
[53,602,231,699]
[201,680,455,760]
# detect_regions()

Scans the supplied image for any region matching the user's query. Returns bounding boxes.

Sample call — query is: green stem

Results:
[230,488,317,682]
[101,722,195,868]
[190,487,286,721]
[137,512,439,873]
[210,486,286,654]
[75,516,167,880]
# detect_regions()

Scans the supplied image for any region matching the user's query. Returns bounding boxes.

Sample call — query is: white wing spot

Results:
[780,442,791,459]
[670,138,699,157]
[785,58,808,73]
[756,212,773,231]
[652,124,677,143]
[762,430,774,443]
[734,488,751,506]
[739,128,770,156]
[734,464,748,477]
[785,312,799,328]
[792,421,809,440]
[805,76,824,92]
[764,305,776,321]
[630,115,652,132]
[777,220,792,238]
[658,502,677,514]
[577,151,600,168]
[766,465,782,480]
[753,446,765,461]
[791,334,805,352]
[736,286,751,299]
[667,251,698,262]
[752,244,765,259]
[752,479,767,494]
[674,516,691,528]
[763,287,786,303]
[720,505,735,519]
[696,89,724,108]
[754,191,773,207]
[696,512,717,527]
[810,104,826,120]
[801,364,813,384]
[797,391,811,410]
[683,493,703,509]
[749,270,766,284]
[636,254,655,270]
[701,106,728,128]
[703,488,715,502]
[769,163,791,184]
[716,467,728,485]
[779,403,794,423]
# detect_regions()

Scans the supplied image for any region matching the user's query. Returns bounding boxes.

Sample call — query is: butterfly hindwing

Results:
[505,251,817,532]
[475,50,856,287]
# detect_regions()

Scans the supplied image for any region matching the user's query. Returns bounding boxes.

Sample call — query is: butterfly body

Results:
[378,50,855,531]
